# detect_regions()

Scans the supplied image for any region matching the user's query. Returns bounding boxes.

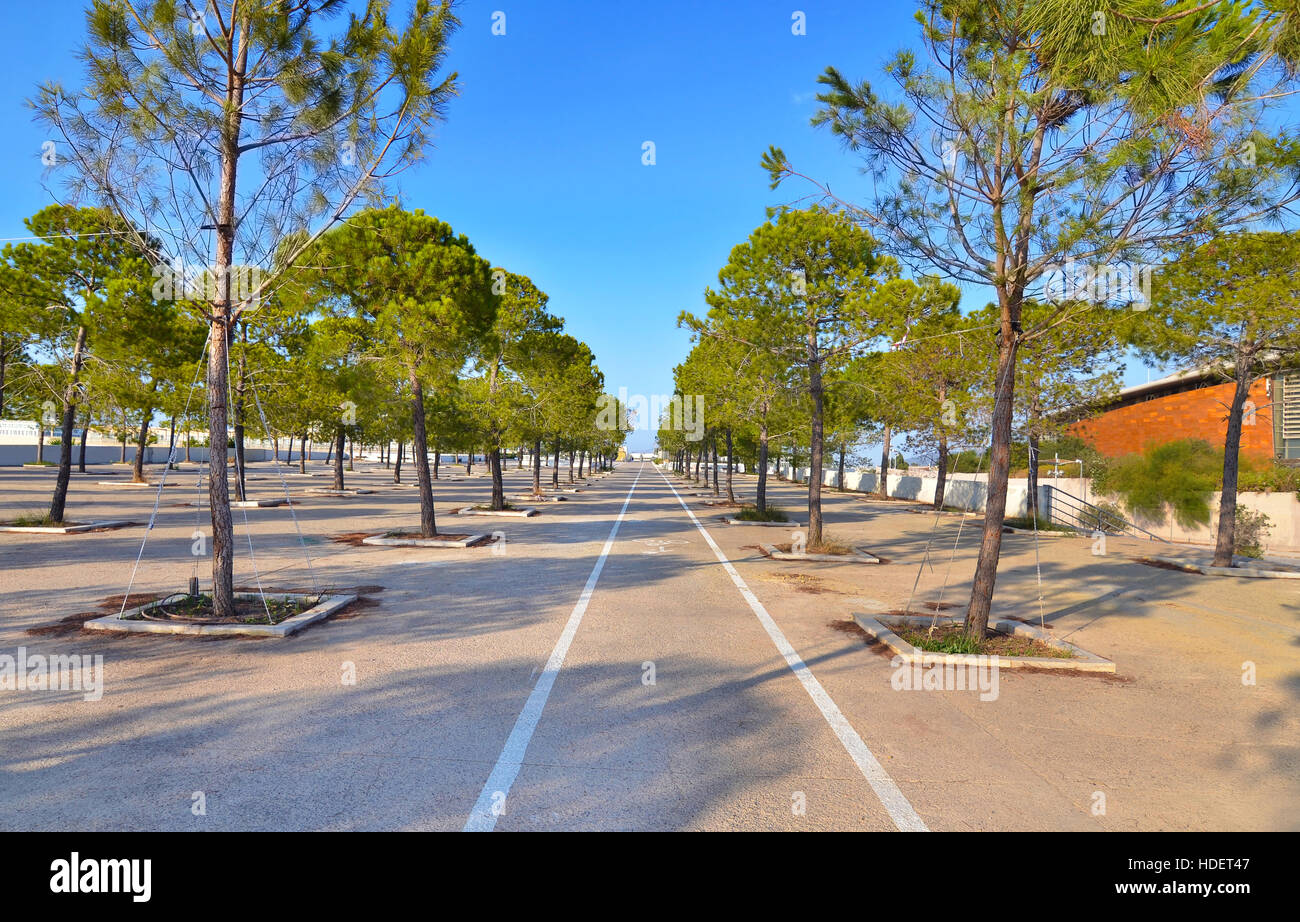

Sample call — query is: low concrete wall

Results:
[765,463,1300,551]
[1099,489,1300,549]
[0,444,338,467]
[766,464,1078,518]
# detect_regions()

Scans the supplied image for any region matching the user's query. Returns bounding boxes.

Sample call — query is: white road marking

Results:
[463,464,644,832]
[657,465,930,832]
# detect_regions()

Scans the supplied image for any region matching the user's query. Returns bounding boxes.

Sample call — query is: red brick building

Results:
[1069,369,1300,462]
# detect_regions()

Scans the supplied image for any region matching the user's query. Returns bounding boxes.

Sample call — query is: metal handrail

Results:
[1043,484,1170,543]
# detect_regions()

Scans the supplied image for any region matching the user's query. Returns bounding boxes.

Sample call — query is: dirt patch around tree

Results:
[131,593,320,625]
[883,619,1075,658]
[25,592,165,637]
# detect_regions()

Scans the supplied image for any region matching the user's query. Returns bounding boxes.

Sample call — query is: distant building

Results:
[1069,369,1300,462]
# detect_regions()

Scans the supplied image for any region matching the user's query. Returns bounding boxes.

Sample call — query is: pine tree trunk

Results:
[300,435,308,474]
[807,345,826,546]
[394,441,403,484]
[838,443,846,492]
[409,373,438,538]
[78,406,89,473]
[332,427,346,490]
[552,440,560,487]
[725,427,735,503]
[935,435,949,510]
[490,447,505,510]
[964,331,1019,639]
[433,449,440,479]
[206,321,236,619]
[1212,372,1254,568]
[48,325,87,523]
[878,425,891,499]
[756,422,770,514]
[533,438,542,495]
[131,406,152,483]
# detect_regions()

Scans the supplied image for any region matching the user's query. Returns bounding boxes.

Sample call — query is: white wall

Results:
[760,463,1300,551]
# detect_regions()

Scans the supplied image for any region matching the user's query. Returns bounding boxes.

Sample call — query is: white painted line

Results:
[463,463,644,832]
[656,465,929,832]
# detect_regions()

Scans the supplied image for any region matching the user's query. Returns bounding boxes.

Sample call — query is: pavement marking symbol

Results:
[639,537,689,555]
[463,464,644,832]
[656,464,930,833]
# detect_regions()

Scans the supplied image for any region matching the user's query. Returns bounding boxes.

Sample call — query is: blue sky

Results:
[0,1,1252,452]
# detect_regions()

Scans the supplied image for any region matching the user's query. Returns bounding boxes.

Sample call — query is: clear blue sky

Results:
[0,1,1259,453]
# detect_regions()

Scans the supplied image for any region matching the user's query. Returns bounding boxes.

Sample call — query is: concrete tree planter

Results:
[305,488,374,496]
[1002,525,1075,537]
[0,520,136,534]
[85,592,357,638]
[761,543,880,564]
[851,613,1116,673]
[514,493,567,502]
[456,506,538,518]
[1145,555,1300,579]
[721,516,801,528]
[362,532,488,548]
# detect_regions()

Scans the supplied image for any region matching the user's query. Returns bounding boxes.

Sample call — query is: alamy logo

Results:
[1040,259,1152,308]
[49,853,151,902]
[890,654,1000,701]
[0,647,103,701]
[596,387,704,441]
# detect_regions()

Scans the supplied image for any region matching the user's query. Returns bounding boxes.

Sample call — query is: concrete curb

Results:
[1146,554,1300,579]
[0,520,137,534]
[85,592,357,638]
[361,533,488,548]
[456,506,538,518]
[851,613,1116,673]
[721,517,801,528]
[304,488,374,496]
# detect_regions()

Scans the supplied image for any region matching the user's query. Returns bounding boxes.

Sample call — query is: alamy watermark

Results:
[1041,259,1152,309]
[152,259,263,305]
[0,646,103,701]
[596,388,704,441]
[890,654,1000,701]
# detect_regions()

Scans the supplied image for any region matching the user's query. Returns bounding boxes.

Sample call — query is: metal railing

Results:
[1043,484,1170,543]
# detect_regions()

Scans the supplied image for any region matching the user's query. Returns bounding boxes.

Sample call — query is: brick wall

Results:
[1069,377,1275,461]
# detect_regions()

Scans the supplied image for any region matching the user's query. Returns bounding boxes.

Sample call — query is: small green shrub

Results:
[1235,506,1272,558]
[734,505,789,522]
[1237,463,1300,494]
[1094,438,1220,529]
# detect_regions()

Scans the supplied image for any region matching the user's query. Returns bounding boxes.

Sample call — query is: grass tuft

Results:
[734,505,789,522]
